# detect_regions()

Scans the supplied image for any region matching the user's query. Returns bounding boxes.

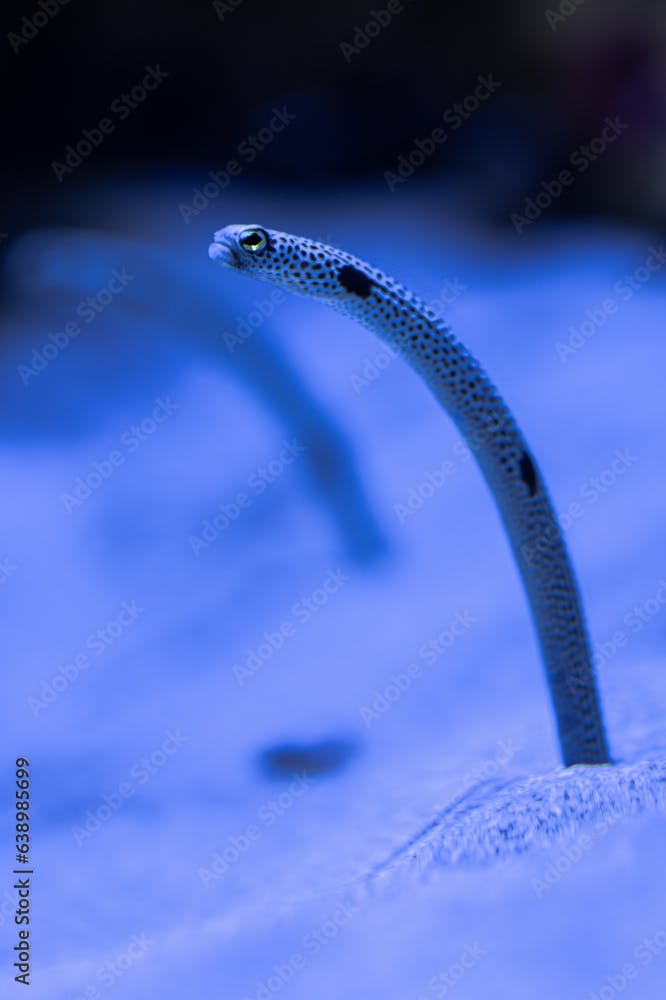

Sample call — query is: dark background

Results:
[3,0,664,233]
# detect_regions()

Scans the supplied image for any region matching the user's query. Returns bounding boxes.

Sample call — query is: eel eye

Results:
[238,228,268,253]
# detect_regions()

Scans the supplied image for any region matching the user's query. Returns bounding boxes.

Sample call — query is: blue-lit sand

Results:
[2,180,665,999]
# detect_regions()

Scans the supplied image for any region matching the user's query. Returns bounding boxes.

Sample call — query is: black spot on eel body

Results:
[337,264,374,298]
[519,451,539,497]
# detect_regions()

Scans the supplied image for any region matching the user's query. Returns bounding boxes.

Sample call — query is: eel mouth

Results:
[208,231,239,268]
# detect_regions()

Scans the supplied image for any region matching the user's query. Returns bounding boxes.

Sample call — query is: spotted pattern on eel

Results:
[209,224,610,767]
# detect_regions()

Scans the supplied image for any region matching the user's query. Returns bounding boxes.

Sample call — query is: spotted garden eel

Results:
[208,223,610,767]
